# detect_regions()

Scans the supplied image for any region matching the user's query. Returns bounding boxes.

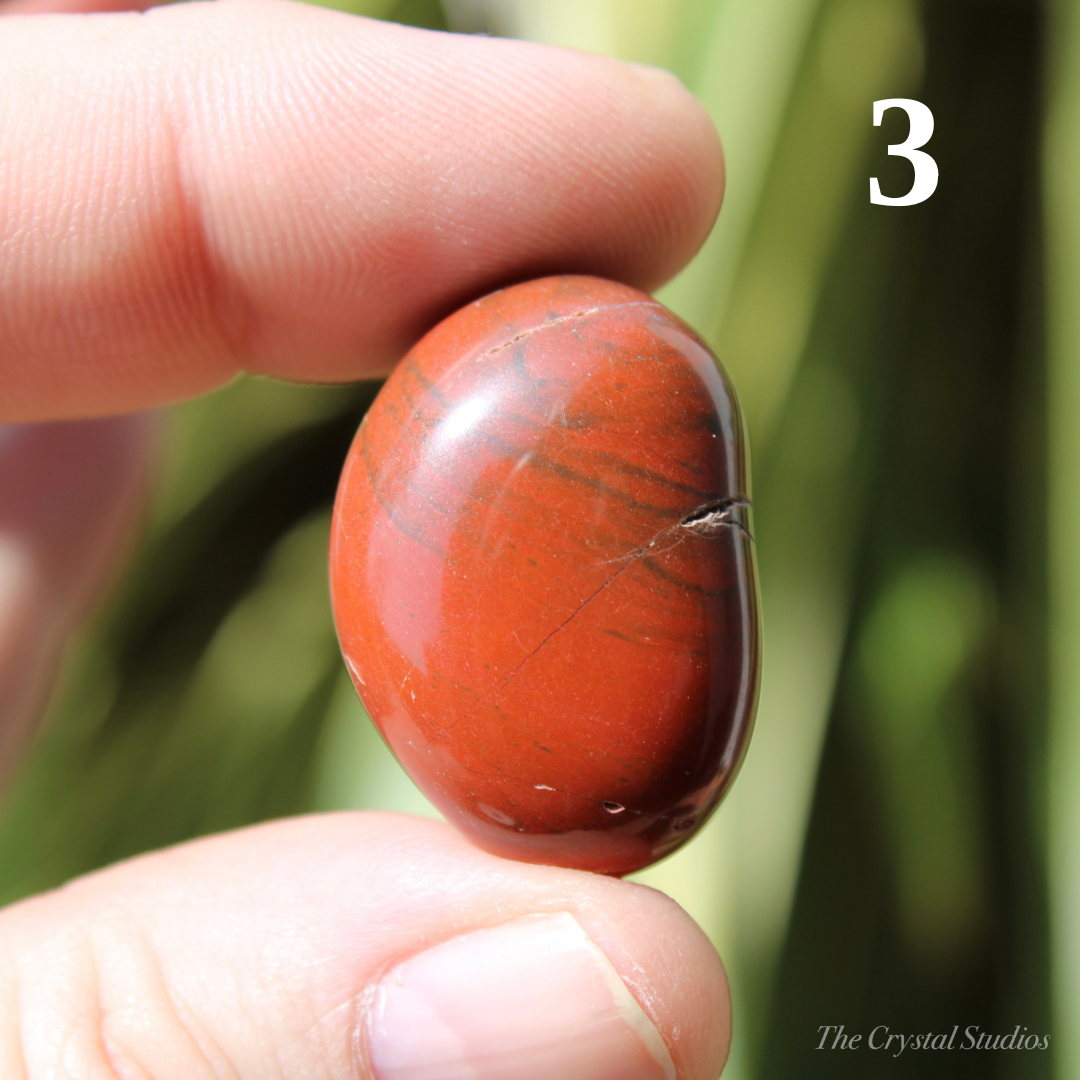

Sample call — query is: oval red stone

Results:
[330,276,760,875]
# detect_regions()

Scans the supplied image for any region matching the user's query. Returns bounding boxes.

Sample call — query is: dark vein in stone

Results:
[425,495,752,747]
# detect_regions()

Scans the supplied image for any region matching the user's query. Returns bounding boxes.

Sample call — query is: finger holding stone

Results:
[0,0,723,419]
[1,813,730,1079]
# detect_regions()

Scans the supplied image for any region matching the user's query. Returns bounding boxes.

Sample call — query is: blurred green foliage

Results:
[0,0,1058,1078]
[0,383,377,902]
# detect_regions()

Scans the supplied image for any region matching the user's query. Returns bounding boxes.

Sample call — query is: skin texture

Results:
[0,2,731,1076]
[0,814,730,1078]
[0,0,722,420]
[332,276,760,875]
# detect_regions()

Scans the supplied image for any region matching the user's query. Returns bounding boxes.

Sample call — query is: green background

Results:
[5,0,1070,1077]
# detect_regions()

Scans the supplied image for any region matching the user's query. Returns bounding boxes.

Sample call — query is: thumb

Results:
[2,812,729,1079]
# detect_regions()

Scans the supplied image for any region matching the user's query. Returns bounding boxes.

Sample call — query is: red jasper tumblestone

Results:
[330,276,760,876]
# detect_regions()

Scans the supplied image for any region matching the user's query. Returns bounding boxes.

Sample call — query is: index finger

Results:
[0,0,723,420]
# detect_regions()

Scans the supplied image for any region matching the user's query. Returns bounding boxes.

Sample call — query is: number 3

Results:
[870,99,938,206]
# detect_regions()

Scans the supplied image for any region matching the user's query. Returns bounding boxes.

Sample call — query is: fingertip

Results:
[367,910,681,1080]
[1,1,726,415]
[267,814,735,1080]
[581,874,731,1080]
[8,812,729,1080]
[618,60,726,291]
[353,815,731,1079]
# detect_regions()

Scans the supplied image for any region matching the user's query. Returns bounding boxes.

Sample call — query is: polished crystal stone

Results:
[330,276,760,875]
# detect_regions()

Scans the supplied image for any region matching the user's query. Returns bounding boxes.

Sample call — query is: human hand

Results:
[0,2,727,1075]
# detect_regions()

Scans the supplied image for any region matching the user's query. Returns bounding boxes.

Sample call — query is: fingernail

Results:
[367,911,676,1080]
